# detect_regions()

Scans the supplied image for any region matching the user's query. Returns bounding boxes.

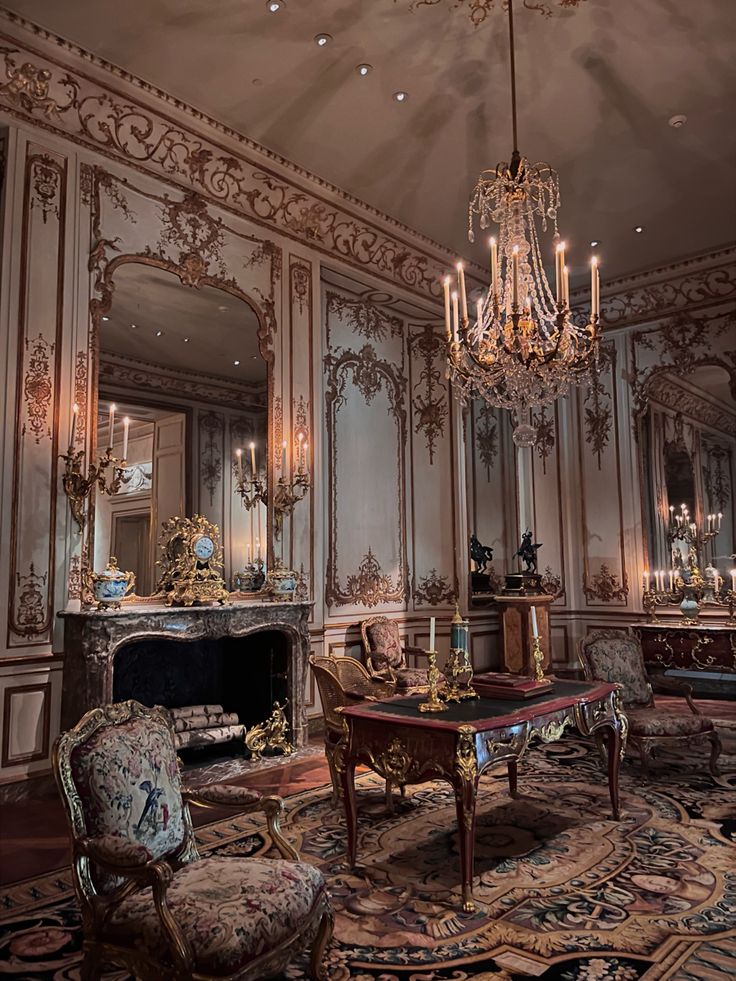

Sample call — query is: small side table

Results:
[494,593,554,674]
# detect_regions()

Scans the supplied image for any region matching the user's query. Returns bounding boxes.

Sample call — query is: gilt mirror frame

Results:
[81,165,280,594]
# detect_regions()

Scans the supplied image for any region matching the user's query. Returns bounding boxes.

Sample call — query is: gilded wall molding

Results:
[413,569,455,606]
[647,373,736,438]
[583,344,615,470]
[475,404,498,477]
[583,564,629,604]
[409,323,448,464]
[325,292,403,343]
[531,405,555,474]
[0,22,466,300]
[342,548,403,608]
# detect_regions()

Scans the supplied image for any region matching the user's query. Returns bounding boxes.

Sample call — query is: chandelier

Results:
[444,0,600,447]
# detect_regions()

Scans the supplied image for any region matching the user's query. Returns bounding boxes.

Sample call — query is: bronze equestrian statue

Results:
[514,530,542,574]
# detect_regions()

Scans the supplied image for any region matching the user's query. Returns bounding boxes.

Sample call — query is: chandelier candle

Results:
[108,403,116,451]
[443,277,452,340]
[70,402,78,446]
[429,616,436,652]
[250,441,256,477]
[122,416,129,461]
[490,237,499,297]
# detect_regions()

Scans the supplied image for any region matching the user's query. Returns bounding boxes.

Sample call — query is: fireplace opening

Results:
[113,631,289,758]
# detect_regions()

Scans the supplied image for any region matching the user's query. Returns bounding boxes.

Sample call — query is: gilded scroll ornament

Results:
[540,565,563,599]
[583,564,629,603]
[14,563,48,635]
[327,292,402,343]
[410,323,448,464]
[532,405,555,473]
[290,261,310,315]
[414,569,455,606]
[31,157,62,223]
[455,726,478,784]
[531,716,571,743]
[402,0,588,26]
[370,738,413,785]
[0,46,78,117]
[344,548,402,608]
[476,404,498,477]
[23,334,54,443]
[583,346,615,469]
[245,702,294,759]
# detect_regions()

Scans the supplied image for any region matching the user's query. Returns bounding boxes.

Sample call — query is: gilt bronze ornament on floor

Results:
[245,701,295,758]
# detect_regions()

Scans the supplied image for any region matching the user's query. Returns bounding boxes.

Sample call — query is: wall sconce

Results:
[234,445,267,510]
[273,434,310,539]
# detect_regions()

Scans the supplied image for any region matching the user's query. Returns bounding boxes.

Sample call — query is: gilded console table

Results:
[337,680,626,912]
[632,622,736,674]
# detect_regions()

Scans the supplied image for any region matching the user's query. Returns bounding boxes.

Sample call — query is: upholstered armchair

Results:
[360,615,429,688]
[309,655,402,811]
[52,700,333,981]
[578,629,721,778]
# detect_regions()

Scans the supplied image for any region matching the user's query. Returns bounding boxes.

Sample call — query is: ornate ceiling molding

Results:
[403,0,587,27]
[0,14,470,301]
[647,373,736,438]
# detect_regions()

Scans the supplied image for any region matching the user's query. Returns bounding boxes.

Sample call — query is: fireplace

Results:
[59,601,312,748]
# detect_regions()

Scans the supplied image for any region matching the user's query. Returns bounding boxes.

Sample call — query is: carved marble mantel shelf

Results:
[59,601,313,746]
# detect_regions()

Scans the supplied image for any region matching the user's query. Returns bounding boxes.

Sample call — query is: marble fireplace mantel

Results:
[59,601,313,746]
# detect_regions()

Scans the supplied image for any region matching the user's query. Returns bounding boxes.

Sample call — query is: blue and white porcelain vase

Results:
[87,557,135,610]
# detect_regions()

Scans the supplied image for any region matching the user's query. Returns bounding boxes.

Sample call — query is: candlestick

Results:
[108,403,116,450]
[555,241,565,304]
[256,538,261,561]
[456,263,468,323]
[512,247,520,310]
[250,442,256,478]
[490,237,499,300]
[530,605,539,638]
[122,416,130,461]
[70,403,78,446]
[562,265,570,307]
[591,256,600,317]
[443,276,452,339]
[429,616,436,652]
[246,543,251,565]
[451,291,459,344]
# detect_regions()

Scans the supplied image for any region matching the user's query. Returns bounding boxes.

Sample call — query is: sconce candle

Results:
[731,569,736,592]
[70,402,79,446]
[236,448,244,481]
[490,237,499,299]
[643,570,649,591]
[443,276,452,340]
[250,442,256,478]
[668,569,674,592]
[108,403,116,450]
[429,616,436,652]
[456,262,468,323]
[281,440,287,473]
[122,416,130,461]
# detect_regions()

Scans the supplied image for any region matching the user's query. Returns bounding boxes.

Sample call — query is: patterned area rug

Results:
[1,737,734,980]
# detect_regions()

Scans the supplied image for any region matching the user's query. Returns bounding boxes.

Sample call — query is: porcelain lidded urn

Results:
[265,559,297,601]
[86,556,135,610]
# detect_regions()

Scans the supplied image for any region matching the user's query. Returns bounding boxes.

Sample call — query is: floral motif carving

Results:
[14,563,47,636]
[292,394,310,447]
[67,554,82,600]
[73,351,87,447]
[273,395,283,473]
[703,444,731,512]
[344,548,402,608]
[199,411,224,505]
[584,346,615,469]
[413,569,455,606]
[157,191,226,280]
[30,155,61,223]
[540,565,563,600]
[583,564,629,604]
[327,292,403,343]
[23,333,54,443]
[290,261,311,316]
[532,406,555,473]
[476,404,498,477]
[409,323,448,464]
[0,44,451,299]
[404,0,587,27]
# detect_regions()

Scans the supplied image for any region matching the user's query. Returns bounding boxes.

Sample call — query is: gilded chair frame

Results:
[360,615,426,682]
[53,700,333,981]
[577,629,721,778]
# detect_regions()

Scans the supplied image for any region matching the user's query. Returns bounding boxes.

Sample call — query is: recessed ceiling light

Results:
[590,239,600,247]
[668,113,687,128]
[314,33,332,47]
[267,0,284,12]
[217,305,228,312]
[356,64,372,77]
[233,360,241,366]
[393,91,408,103]
[130,323,137,329]
[155,330,163,336]
[634,225,644,233]
[183,337,190,343]
[102,315,109,322]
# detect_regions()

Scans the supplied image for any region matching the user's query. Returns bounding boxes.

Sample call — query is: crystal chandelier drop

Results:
[444,0,601,447]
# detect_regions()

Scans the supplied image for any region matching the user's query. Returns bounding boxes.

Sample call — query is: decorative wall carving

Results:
[583,564,629,604]
[540,565,563,600]
[583,347,615,470]
[292,394,310,446]
[703,444,731,513]
[13,564,48,636]
[409,323,447,464]
[326,292,403,343]
[273,395,283,473]
[199,411,224,506]
[413,569,455,606]
[30,156,61,222]
[343,548,403,608]
[648,373,736,437]
[0,29,460,300]
[405,0,587,27]
[476,404,498,477]
[22,334,54,443]
[290,261,310,316]
[532,406,555,474]
[73,351,87,447]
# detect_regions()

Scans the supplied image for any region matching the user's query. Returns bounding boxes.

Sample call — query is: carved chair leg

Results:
[80,944,103,981]
[707,730,722,779]
[308,905,335,981]
[326,747,341,805]
[261,796,300,861]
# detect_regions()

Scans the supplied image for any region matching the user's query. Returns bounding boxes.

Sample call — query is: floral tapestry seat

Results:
[53,700,333,981]
[578,629,721,778]
[361,616,429,688]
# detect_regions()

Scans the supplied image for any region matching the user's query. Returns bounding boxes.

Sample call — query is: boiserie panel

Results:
[528,401,567,605]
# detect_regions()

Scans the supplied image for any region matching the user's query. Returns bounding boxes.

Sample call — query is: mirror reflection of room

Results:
[95,263,268,594]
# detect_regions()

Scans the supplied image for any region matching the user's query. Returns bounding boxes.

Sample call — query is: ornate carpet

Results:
[1,737,734,980]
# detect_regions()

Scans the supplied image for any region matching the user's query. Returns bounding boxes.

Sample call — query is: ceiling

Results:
[6,0,736,281]
[102,263,267,384]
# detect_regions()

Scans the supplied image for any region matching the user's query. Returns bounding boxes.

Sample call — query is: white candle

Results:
[250,441,256,478]
[236,448,243,481]
[429,616,436,652]
[451,291,459,344]
[256,538,261,561]
[530,605,539,638]
[717,512,723,531]
[281,439,287,473]
[562,265,570,307]
[456,263,468,323]
[443,276,452,340]
[590,256,600,317]
[714,571,720,594]
[643,570,650,592]
[668,569,674,592]
[122,416,130,461]
[70,402,78,447]
[108,403,116,450]
[490,237,499,299]
[555,241,565,304]
[304,441,309,472]
[257,502,262,553]
[246,543,251,565]
[512,247,520,310]
[731,569,736,592]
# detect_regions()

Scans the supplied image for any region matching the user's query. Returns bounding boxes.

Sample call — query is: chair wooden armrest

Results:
[404,645,426,657]
[649,675,699,714]
[182,789,299,861]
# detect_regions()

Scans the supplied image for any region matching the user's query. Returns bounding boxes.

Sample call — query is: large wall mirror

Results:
[93,262,269,594]
[640,363,735,586]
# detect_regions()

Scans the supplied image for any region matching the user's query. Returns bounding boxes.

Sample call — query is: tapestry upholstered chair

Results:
[360,615,429,688]
[52,700,333,981]
[578,629,721,778]
[309,655,403,811]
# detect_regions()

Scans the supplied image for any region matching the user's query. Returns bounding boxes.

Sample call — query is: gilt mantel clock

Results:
[155,515,230,606]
